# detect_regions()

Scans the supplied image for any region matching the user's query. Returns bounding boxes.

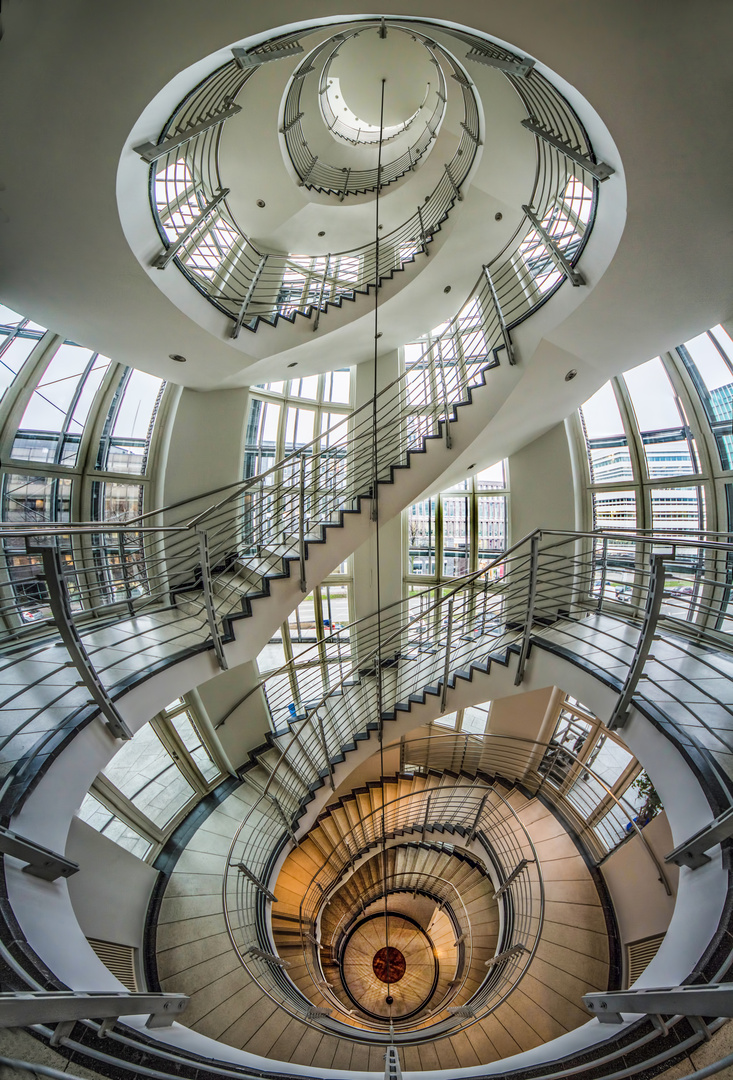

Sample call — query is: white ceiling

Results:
[0,1,730,432]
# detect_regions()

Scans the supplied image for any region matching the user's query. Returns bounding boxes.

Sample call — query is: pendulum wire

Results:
[370,77,392,1003]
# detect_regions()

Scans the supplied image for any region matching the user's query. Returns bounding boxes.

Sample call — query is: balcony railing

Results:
[231,782,543,1039]
[143,18,601,333]
[281,27,450,196]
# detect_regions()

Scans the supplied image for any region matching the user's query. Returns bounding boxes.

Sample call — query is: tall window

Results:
[405,461,509,585]
[0,304,169,630]
[575,325,733,621]
[77,697,223,860]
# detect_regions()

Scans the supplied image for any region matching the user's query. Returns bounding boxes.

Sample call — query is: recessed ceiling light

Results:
[318,230,326,237]
[467,463,476,469]
[375,332,383,339]
[169,353,187,363]
[256,199,266,208]
[444,286,452,293]
[565,369,578,381]
[287,362,298,368]
[495,212,503,221]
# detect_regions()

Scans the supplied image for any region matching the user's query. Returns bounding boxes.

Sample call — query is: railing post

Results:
[596,536,609,612]
[521,204,584,286]
[339,169,351,202]
[134,106,242,162]
[279,111,304,133]
[422,794,432,835]
[117,530,135,617]
[231,862,277,902]
[298,454,308,593]
[314,708,336,790]
[515,533,540,686]
[440,599,454,710]
[153,188,229,269]
[29,541,132,740]
[444,163,463,202]
[483,264,516,365]
[608,553,666,731]
[469,793,488,841]
[266,792,299,847]
[437,357,452,449]
[312,254,330,332]
[298,155,319,188]
[232,254,267,338]
[196,529,228,670]
[520,118,615,182]
[417,204,430,255]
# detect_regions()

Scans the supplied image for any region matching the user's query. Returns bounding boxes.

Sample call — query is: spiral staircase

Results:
[1,9,733,1080]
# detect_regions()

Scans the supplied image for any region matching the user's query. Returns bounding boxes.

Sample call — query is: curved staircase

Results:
[152,769,609,1068]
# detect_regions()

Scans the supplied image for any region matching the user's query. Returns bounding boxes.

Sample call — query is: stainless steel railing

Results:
[399,732,673,890]
[145,17,600,333]
[3,525,733,1070]
[224,781,542,1040]
[215,528,733,1039]
[282,28,449,196]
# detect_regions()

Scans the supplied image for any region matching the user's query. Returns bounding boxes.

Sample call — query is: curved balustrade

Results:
[317,27,432,147]
[223,782,542,1041]
[3,525,733,1076]
[145,18,599,332]
[399,733,673,890]
[282,28,449,196]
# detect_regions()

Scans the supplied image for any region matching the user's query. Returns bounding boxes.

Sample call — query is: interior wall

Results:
[600,810,679,950]
[508,421,575,540]
[195,660,273,771]
[65,816,158,948]
[161,386,249,508]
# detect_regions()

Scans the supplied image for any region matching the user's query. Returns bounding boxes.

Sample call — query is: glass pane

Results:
[650,486,705,533]
[0,336,38,401]
[287,592,317,641]
[684,326,733,403]
[323,369,351,404]
[98,369,164,475]
[434,711,457,729]
[257,640,287,673]
[289,375,319,400]
[102,724,194,828]
[170,711,221,784]
[579,383,633,484]
[625,358,682,431]
[461,705,489,734]
[12,345,109,465]
[592,490,637,531]
[284,406,315,452]
[478,495,507,563]
[92,481,143,522]
[624,358,695,478]
[407,499,436,576]
[476,461,506,490]
[244,399,281,478]
[78,793,151,859]
[679,327,733,470]
[2,474,74,621]
[442,496,469,577]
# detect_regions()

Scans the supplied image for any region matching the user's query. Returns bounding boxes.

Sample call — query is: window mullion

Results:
[90,774,165,847]
[151,715,208,794]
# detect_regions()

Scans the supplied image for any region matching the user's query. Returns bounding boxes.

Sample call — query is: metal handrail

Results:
[147,17,598,333]
[224,780,542,1039]
[282,28,450,197]
[293,867,478,1026]
[399,731,672,893]
[317,28,433,148]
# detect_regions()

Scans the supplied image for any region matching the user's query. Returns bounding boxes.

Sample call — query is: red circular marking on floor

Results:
[372,946,406,984]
